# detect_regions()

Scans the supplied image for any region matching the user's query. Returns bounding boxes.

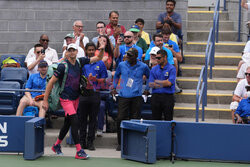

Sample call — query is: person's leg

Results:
[162,94,175,121]
[129,96,143,119]
[35,100,46,118]
[97,100,106,132]
[117,97,130,146]
[78,96,89,148]
[151,94,162,120]
[16,95,30,116]
[87,93,100,150]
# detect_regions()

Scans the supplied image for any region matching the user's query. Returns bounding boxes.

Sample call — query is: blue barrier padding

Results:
[131,120,172,158]
[24,117,45,160]
[121,121,156,164]
[174,122,250,162]
[0,116,33,152]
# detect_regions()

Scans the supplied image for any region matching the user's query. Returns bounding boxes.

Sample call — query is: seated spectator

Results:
[92,21,116,48]
[230,66,250,123]
[135,18,151,46]
[237,41,250,74]
[78,42,108,150]
[149,47,160,68]
[114,31,143,66]
[237,63,250,82]
[62,33,85,58]
[234,85,250,124]
[16,61,48,117]
[129,25,148,55]
[25,34,58,64]
[105,11,126,42]
[156,0,182,39]
[62,20,89,52]
[26,44,52,75]
[96,35,114,71]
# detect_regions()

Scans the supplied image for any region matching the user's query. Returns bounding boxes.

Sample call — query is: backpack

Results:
[46,59,80,111]
[1,57,21,69]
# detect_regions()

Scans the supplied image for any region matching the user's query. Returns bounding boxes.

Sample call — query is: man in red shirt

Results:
[105,11,126,42]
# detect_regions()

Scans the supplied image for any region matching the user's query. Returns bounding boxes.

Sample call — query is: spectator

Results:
[230,66,250,123]
[78,43,108,151]
[149,49,176,120]
[135,18,151,46]
[114,31,143,66]
[237,63,250,82]
[62,33,85,58]
[149,47,160,68]
[237,41,250,74]
[156,0,182,38]
[241,0,250,10]
[42,43,104,159]
[144,34,174,66]
[26,44,52,75]
[92,21,116,48]
[16,61,48,118]
[111,48,150,151]
[105,11,126,42]
[96,35,114,71]
[25,34,58,64]
[62,20,89,52]
[234,85,250,124]
[129,25,148,55]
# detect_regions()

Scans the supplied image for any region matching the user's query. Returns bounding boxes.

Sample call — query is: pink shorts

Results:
[60,98,79,116]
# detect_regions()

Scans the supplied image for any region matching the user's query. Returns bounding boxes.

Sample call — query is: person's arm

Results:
[79,33,86,52]
[242,0,249,10]
[114,36,122,58]
[156,21,163,30]
[42,75,58,111]
[166,44,182,62]
[155,66,176,87]
[232,94,243,102]
[27,54,45,71]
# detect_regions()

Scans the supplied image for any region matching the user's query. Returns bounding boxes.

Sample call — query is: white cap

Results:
[149,47,160,55]
[67,43,78,50]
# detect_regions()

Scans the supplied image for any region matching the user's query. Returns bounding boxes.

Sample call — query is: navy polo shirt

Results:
[149,63,176,94]
[82,60,108,90]
[113,60,150,98]
[235,98,250,117]
[25,73,46,98]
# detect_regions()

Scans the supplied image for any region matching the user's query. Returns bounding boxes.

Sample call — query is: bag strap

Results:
[59,61,68,94]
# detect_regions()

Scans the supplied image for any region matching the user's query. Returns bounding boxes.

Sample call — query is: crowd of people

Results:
[12,0,184,160]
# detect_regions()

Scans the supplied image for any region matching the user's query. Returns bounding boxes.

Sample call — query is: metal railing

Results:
[238,0,242,42]
[195,0,220,122]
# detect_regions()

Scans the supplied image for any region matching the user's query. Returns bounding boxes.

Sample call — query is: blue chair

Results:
[0,81,21,115]
[0,55,26,68]
[1,67,28,88]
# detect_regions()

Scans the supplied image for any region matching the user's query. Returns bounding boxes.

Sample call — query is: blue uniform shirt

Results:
[145,46,174,65]
[117,44,143,65]
[149,40,180,53]
[113,61,150,98]
[25,73,46,98]
[82,60,108,90]
[235,98,250,117]
[149,63,176,94]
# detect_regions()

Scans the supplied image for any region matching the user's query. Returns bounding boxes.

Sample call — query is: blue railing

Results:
[195,0,220,122]
[238,0,242,42]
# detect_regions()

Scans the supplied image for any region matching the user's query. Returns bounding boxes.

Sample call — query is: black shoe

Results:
[116,145,121,151]
[87,142,95,151]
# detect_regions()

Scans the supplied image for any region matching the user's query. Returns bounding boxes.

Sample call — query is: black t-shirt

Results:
[54,57,90,100]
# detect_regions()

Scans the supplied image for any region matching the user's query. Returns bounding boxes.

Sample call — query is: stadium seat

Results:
[0,81,21,115]
[0,54,26,68]
[1,67,28,88]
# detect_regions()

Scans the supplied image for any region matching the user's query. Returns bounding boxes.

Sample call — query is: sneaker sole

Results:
[75,155,89,160]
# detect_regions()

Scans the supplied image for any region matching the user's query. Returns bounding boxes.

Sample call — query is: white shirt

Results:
[247,3,250,11]
[25,47,58,63]
[237,63,250,79]
[26,57,52,75]
[63,35,89,47]
[243,40,250,53]
[234,79,249,97]
[62,46,86,58]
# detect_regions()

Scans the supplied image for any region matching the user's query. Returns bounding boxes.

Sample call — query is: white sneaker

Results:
[96,130,103,137]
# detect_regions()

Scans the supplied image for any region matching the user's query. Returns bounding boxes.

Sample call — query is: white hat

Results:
[149,47,160,55]
[67,43,78,50]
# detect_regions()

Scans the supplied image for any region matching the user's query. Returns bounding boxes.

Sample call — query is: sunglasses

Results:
[75,25,83,28]
[245,73,250,76]
[36,51,41,54]
[124,36,132,39]
[41,39,49,42]
[155,57,162,60]
[97,27,104,29]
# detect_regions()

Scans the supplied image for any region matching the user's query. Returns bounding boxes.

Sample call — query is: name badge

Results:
[126,78,134,88]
